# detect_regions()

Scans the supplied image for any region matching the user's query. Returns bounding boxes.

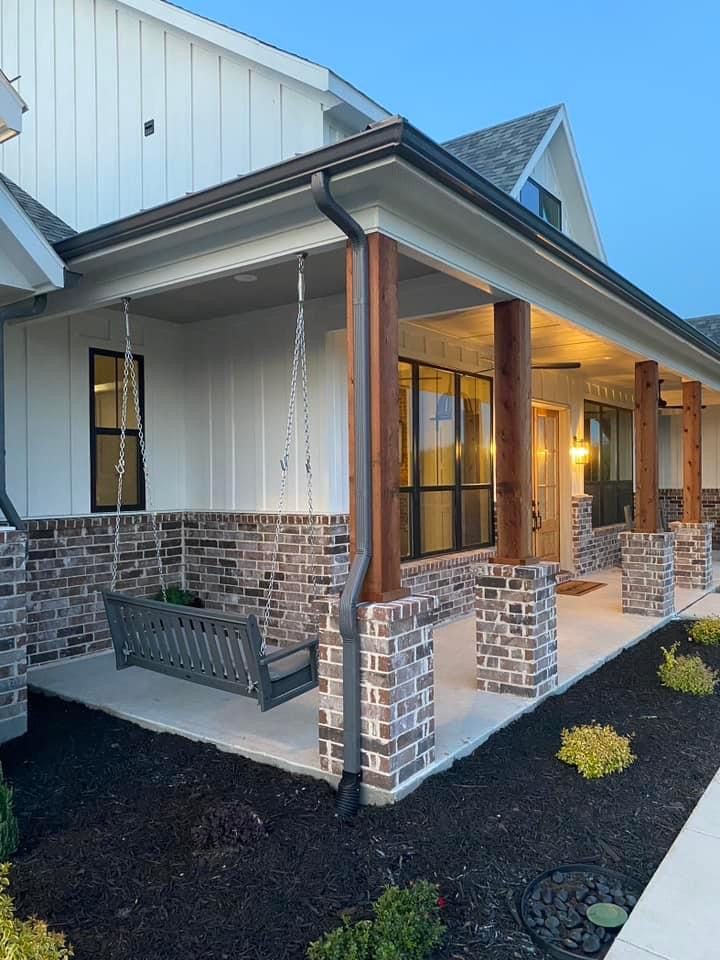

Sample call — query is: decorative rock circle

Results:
[520,864,642,959]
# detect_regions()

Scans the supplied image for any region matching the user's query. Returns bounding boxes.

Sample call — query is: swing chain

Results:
[261,254,319,651]
[110,298,167,601]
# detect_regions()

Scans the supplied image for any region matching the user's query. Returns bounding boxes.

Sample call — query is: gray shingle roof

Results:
[0,173,75,244]
[687,314,720,344]
[443,105,562,193]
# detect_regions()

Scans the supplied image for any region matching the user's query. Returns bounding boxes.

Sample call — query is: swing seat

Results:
[102,592,318,712]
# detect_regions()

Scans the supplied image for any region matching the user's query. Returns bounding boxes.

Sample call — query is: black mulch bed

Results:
[3,619,720,959]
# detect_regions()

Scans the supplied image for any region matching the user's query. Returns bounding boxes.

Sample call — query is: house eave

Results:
[54,116,720,369]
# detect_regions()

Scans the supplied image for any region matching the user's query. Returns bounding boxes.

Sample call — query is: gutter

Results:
[310,171,370,819]
[54,117,720,368]
[0,294,48,529]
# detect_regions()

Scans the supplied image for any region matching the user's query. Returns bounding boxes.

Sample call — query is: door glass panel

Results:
[398,362,413,487]
[95,435,139,508]
[460,375,492,484]
[419,366,455,486]
[420,490,454,554]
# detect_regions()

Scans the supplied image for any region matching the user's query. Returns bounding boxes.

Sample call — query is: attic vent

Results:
[144,119,155,137]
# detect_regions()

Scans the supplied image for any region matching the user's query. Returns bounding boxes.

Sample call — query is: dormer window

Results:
[520,178,562,230]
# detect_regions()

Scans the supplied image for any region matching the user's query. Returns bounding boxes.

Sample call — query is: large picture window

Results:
[399,360,493,559]
[584,401,633,527]
[90,349,146,512]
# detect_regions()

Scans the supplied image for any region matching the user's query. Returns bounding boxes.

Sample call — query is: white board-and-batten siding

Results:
[0,0,345,232]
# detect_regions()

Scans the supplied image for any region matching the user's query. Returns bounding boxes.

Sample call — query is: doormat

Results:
[556,579,606,597]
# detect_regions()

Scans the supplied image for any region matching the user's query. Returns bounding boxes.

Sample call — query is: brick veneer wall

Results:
[669,521,714,590]
[619,531,675,617]
[660,489,720,547]
[571,495,625,575]
[318,594,436,795]
[184,512,350,646]
[400,548,494,625]
[0,530,28,742]
[475,561,559,698]
[26,514,183,665]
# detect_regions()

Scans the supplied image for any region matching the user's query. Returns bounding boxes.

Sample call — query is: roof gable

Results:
[0,175,75,245]
[0,176,67,300]
[443,105,560,193]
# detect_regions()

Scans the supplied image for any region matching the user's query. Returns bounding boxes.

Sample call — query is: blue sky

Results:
[184,0,718,319]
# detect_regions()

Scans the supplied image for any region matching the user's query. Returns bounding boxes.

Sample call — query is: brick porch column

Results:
[620,531,675,616]
[571,494,594,575]
[318,595,436,797]
[475,561,559,698]
[669,521,715,590]
[0,529,27,743]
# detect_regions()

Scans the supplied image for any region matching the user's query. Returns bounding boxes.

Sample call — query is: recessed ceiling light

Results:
[233,273,257,283]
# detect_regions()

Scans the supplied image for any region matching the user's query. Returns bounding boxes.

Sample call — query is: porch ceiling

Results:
[408,305,720,406]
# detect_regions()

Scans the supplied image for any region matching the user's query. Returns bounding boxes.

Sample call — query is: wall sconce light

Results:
[571,436,590,465]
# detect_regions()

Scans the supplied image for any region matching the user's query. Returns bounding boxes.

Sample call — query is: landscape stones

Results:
[522,868,641,958]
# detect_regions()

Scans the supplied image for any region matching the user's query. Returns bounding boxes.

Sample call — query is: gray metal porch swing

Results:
[102,254,320,711]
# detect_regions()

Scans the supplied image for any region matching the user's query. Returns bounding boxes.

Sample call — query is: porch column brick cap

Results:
[619,531,674,545]
[326,594,438,622]
[669,521,715,531]
[474,561,560,579]
[571,494,593,502]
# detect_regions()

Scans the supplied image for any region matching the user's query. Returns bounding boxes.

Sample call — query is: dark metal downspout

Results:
[0,295,48,529]
[311,171,370,819]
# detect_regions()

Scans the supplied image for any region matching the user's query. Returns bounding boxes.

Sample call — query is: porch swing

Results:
[102,254,320,711]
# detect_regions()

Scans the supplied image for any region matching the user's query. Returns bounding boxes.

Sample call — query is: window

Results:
[90,349,146,512]
[399,360,493,559]
[519,178,562,230]
[584,401,633,527]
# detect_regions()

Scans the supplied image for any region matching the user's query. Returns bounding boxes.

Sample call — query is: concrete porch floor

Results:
[29,560,720,803]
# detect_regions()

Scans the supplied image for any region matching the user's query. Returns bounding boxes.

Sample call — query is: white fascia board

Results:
[0,70,27,142]
[0,184,66,291]
[116,0,386,123]
[511,105,606,262]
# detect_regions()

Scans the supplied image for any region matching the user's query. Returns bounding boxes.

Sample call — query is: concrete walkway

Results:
[607,766,720,960]
[29,561,720,802]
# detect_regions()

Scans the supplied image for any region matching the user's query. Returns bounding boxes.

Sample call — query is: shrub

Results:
[153,585,202,607]
[557,723,636,780]
[688,617,720,646]
[0,863,73,959]
[0,764,18,860]
[658,643,718,696]
[307,881,445,960]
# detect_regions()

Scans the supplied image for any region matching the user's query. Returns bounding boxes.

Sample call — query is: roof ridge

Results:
[444,103,563,146]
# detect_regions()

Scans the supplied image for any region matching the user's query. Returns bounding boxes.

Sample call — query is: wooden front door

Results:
[532,407,561,562]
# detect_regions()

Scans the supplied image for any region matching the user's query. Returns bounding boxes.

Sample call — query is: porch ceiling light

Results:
[571,435,590,465]
[233,272,257,283]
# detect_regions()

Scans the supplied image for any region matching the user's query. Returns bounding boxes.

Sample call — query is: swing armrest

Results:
[259,639,317,665]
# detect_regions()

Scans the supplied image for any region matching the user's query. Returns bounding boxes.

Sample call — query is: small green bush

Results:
[153,584,202,607]
[0,863,73,958]
[307,881,445,960]
[658,643,718,696]
[0,764,18,860]
[688,617,720,646]
[557,723,636,780]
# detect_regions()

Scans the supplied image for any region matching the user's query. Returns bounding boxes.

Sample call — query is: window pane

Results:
[460,375,492,484]
[398,362,413,487]
[419,366,455,486]
[93,355,141,430]
[400,491,412,559]
[618,409,633,481]
[520,179,541,216]
[420,490,454,554]
[95,435,140,508]
[93,354,118,428]
[541,190,562,229]
[600,406,617,481]
[462,487,491,547]
[584,403,600,483]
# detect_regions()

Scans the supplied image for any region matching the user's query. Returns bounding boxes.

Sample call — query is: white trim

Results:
[0,70,27,144]
[115,0,388,123]
[510,105,607,262]
[0,182,66,293]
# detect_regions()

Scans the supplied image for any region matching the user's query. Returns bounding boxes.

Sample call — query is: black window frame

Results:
[583,400,633,528]
[400,359,494,560]
[89,347,146,513]
[519,177,562,231]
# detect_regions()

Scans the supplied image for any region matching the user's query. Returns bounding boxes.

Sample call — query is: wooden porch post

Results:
[682,381,703,523]
[345,234,407,603]
[493,299,533,563]
[634,360,660,533]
